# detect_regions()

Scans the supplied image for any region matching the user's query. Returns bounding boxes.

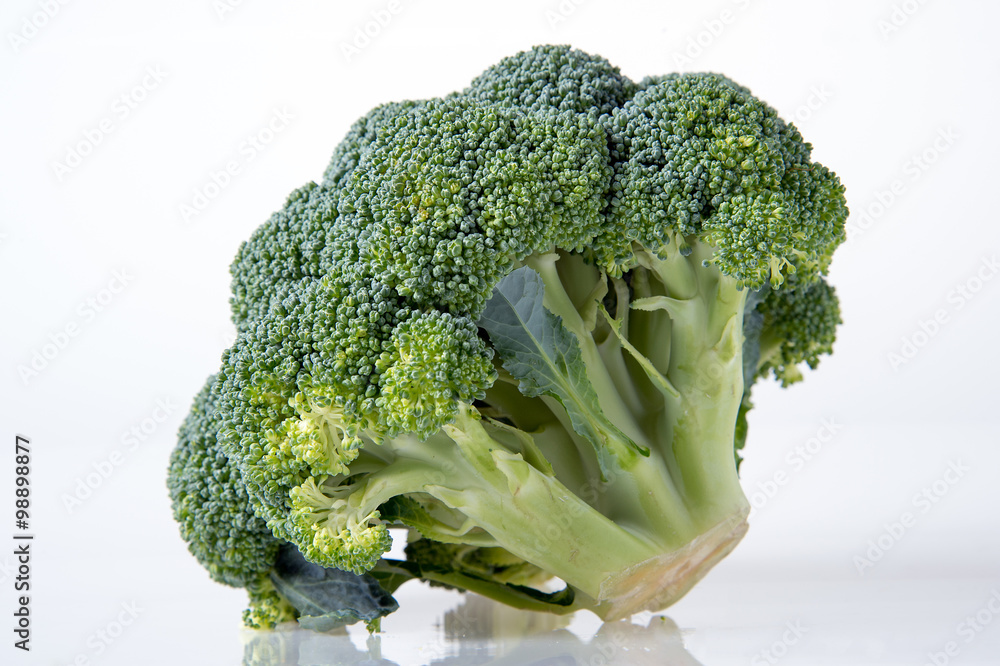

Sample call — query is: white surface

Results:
[1,1,998,664]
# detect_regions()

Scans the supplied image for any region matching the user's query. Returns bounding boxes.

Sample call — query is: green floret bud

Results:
[778,162,848,275]
[217,273,404,504]
[287,477,392,575]
[276,383,364,477]
[229,183,341,331]
[466,44,637,115]
[242,575,298,629]
[601,73,847,286]
[756,274,842,386]
[376,310,496,438]
[345,97,611,315]
[322,100,423,189]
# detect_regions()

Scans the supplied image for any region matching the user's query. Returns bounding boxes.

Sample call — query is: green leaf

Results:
[479,267,645,477]
[269,545,398,632]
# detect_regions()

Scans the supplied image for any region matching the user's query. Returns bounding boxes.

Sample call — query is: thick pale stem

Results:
[524,252,696,542]
[432,405,663,599]
[640,244,750,525]
[377,244,754,615]
[362,406,667,600]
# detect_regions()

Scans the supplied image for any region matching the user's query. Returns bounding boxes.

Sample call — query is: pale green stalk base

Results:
[592,504,748,619]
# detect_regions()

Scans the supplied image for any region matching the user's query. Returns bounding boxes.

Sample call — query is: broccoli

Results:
[169,44,847,629]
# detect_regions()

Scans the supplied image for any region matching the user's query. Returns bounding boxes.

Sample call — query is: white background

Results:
[2,0,998,664]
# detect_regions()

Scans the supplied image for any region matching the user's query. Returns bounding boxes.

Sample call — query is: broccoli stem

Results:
[374,558,588,616]
[423,404,665,600]
[635,243,751,526]
[549,243,750,607]
[344,245,752,616]
[524,252,697,543]
[453,246,750,617]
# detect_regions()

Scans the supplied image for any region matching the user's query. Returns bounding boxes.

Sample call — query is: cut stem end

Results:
[593,505,749,620]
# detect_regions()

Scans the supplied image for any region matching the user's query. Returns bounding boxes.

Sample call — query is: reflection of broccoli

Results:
[436,596,702,666]
[241,628,402,666]
[171,44,847,630]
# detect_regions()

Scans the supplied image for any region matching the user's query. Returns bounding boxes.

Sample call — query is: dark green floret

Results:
[166,376,296,626]
[167,375,279,587]
[600,72,845,283]
[168,376,406,630]
[322,100,424,189]
[229,183,341,331]
[466,44,637,115]
[345,96,612,314]
[755,274,842,386]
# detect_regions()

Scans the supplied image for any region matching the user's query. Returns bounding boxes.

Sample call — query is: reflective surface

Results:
[237,579,1000,665]
[242,596,701,665]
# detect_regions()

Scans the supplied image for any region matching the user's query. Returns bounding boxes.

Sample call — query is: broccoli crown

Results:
[193,44,849,624]
[167,375,279,587]
[226,51,845,439]
[601,73,846,283]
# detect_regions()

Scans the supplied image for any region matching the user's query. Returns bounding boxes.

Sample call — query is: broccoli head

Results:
[171,44,848,629]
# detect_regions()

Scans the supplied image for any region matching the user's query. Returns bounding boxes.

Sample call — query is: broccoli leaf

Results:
[269,545,399,632]
[479,266,645,477]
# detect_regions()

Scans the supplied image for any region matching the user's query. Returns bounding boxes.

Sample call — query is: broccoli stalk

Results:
[476,243,753,617]
[524,244,753,616]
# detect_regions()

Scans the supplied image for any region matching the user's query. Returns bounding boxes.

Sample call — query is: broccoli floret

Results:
[347,96,612,314]
[321,100,423,189]
[756,274,842,386]
[167,376,280,586]
[466,44,636,115]
[173,44,849,630]
[601,72,845,284]
[166,376,296,626]
[229,184,341,331]
[168,376,406,631]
